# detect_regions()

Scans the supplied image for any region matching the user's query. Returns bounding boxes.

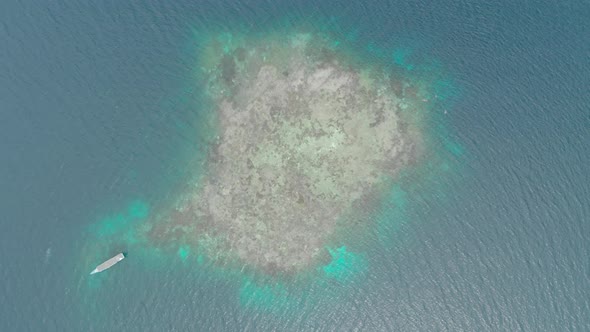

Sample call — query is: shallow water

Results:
[1,1,589,330]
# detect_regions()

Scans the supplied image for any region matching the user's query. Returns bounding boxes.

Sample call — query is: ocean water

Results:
[1,1,589,331]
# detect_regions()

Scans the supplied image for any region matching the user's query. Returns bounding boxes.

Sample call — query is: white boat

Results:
[90,253,125,275]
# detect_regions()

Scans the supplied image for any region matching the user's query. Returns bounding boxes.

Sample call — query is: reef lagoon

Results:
[2,1,589,331]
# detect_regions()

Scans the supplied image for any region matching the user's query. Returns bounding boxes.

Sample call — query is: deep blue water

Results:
[1,1,589,330]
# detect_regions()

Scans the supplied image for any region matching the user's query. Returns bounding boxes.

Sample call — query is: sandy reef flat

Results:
[149,32,425,274]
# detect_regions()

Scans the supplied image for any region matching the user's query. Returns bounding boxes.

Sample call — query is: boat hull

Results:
[90,253,125,274]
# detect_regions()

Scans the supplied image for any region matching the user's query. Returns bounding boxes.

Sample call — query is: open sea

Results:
[1,0,589,331]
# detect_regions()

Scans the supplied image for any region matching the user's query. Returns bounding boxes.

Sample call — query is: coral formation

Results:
[150,32,424,274]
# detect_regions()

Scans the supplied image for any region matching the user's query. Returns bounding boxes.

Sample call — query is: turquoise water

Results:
[1,1,589,330]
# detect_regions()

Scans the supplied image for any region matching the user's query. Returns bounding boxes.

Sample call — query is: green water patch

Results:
[177,245,190,262]
[233,248,372,316]
[87,199,150,241]
[321,246,368,282]
[175,244,207,266]
[127,199,150,219]
[391,48,415,71]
